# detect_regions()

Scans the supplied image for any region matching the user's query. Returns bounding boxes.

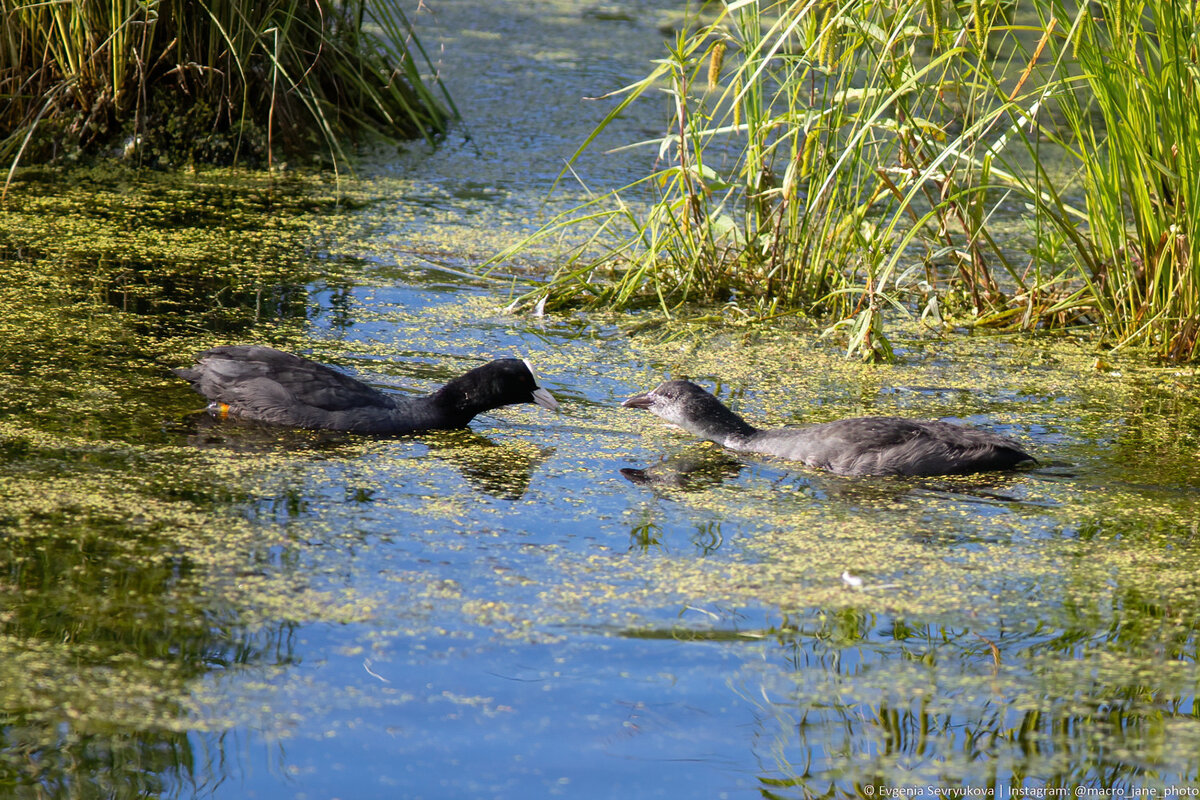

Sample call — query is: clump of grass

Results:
[498,0,1027,360]
[1029,0,1200,360]
[504,0,1200,363]
[0,0,453,181]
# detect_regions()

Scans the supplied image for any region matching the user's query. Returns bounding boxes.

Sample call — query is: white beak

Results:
[522,358,558,411]
[532,387,559,411]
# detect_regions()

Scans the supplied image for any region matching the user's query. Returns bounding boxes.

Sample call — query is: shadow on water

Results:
[179,413,552,500]
[619,445,744,491]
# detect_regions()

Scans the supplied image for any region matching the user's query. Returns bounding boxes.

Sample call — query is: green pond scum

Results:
[2,163,1200,796]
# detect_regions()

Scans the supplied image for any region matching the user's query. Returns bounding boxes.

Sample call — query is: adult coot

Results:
[622,380,1033,477]
[175,345,558,434]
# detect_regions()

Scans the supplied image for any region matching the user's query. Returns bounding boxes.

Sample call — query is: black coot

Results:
[175,345,558,434]
[623,379,1033,477]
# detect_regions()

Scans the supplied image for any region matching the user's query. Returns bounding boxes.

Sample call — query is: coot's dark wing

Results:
[756,417,1032,476]
[175,346,397,426]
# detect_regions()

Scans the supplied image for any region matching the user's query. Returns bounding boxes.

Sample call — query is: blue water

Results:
[199,628,759,799]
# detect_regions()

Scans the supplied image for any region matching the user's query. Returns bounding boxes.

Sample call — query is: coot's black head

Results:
[443,358,558,414]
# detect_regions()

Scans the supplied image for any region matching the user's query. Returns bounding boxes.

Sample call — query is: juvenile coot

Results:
[175,345,558,434]
[622,380,1033,477]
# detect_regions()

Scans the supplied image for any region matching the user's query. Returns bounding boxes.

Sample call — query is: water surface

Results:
[2,1,1200,798]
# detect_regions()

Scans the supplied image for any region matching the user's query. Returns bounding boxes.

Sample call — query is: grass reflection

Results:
[738,611,1200,793]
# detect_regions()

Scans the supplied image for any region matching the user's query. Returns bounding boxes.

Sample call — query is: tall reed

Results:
[0,0,452,182]
[1032,0,1200,360]
[501,0,1027,359]
[507,0,1200,362]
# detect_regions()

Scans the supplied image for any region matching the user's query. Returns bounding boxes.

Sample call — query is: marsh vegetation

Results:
[0,0,452,177]
[507,0,1200,362]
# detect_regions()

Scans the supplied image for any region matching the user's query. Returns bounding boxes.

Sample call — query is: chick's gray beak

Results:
[622,393,654,410]
[532,387,559,411]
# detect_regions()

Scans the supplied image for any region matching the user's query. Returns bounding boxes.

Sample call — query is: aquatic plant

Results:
[3,162,1200,794]
[495,0,1027,360]
[504,0,1200,362]
[0,0,454,180]
[1023,0,1200,361]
